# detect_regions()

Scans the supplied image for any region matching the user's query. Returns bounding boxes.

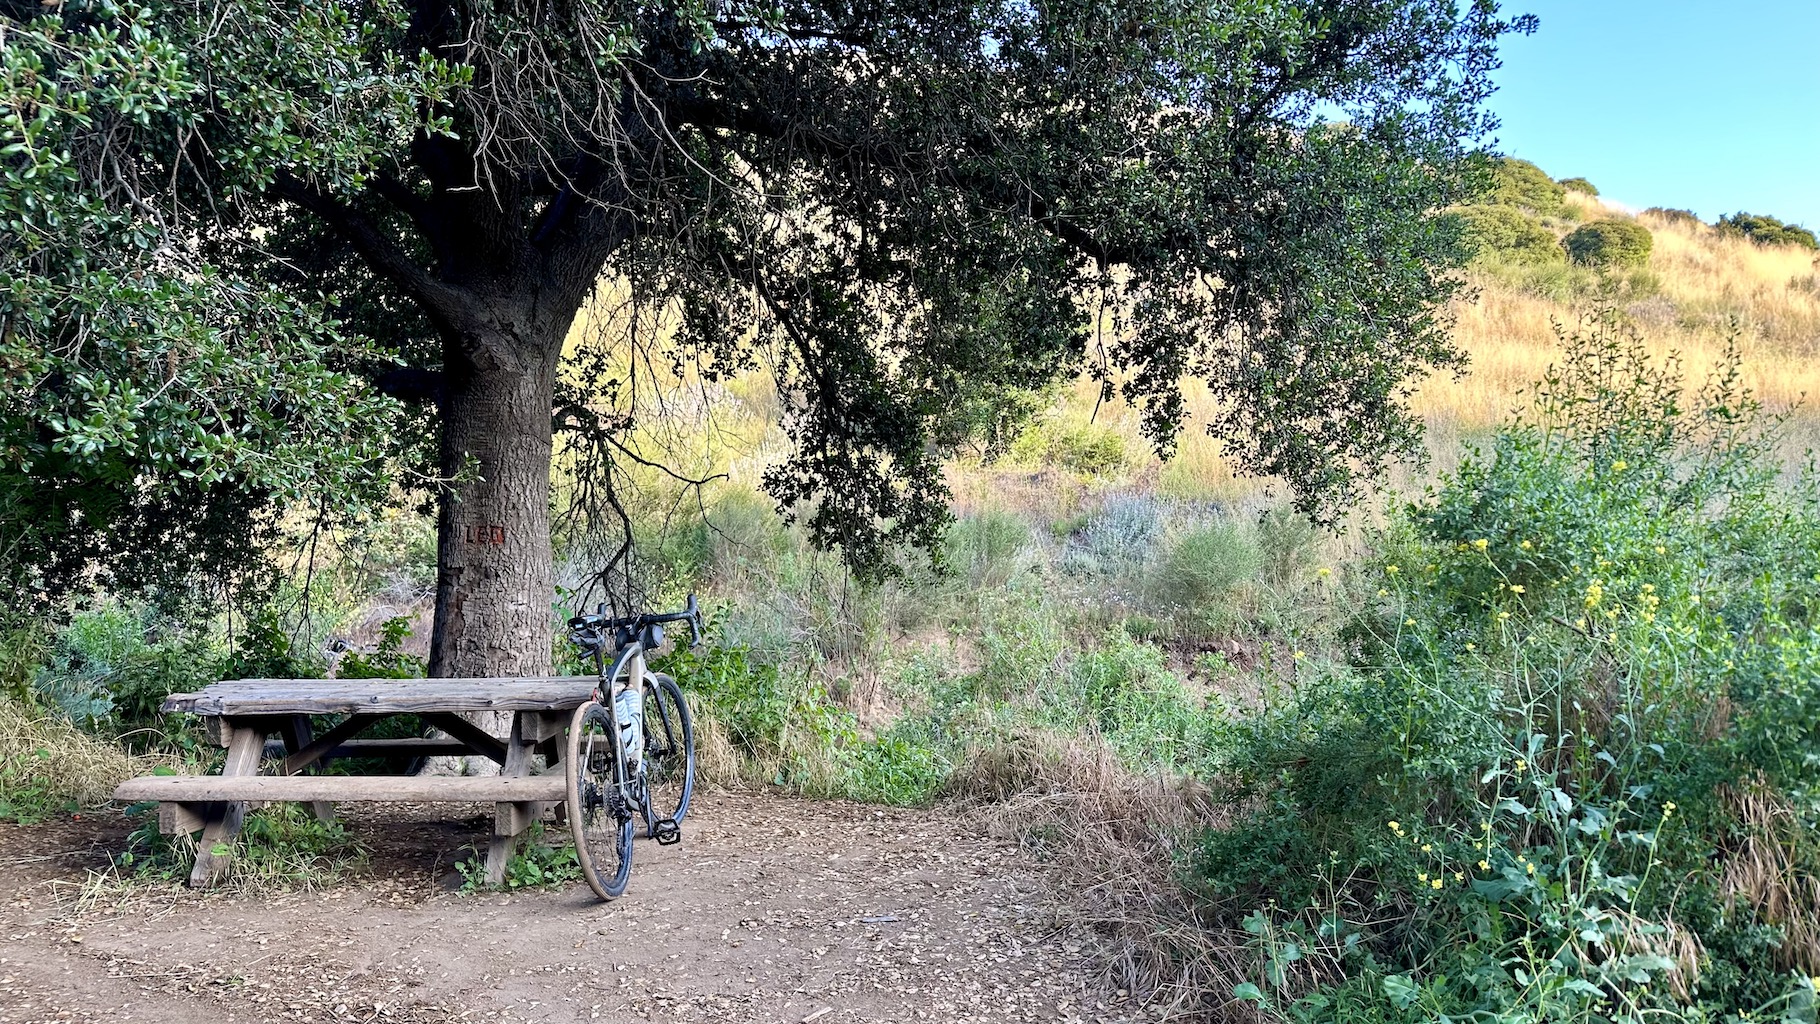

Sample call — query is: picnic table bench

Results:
[113,677,600,887]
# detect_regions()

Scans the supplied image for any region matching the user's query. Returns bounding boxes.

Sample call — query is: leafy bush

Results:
[1151,520,1262,623]
[1010,419,1130,476]
[1643,207,1702,228]
[1488,157,1567,215]
[458,826,581,891]
[1563,218,1653,267]
[1063,493,1164,580]
[1717,212,1819,250]
[118,802,366,890]
[1454,204,1565,266]
[30,605,219,731]
[1057,630,1202,768]
[943,510,1034,589]
[1557,176,1598,196]
[1200,312,1820,1021]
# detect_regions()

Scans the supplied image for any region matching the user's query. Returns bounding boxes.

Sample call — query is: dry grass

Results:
[950,732,1257,1022]
[1718,780,1820,974]
[0,697,166,808]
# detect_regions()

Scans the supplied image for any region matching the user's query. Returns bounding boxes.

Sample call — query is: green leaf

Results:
[1383,974,1420,1009]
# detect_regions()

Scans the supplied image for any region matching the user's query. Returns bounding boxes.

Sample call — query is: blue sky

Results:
[1485,0,1819,229]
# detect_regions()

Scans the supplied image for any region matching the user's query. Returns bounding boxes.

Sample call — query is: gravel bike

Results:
[563,595,701,899]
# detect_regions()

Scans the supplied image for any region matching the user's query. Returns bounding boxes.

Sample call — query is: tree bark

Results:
[428,337,560,681]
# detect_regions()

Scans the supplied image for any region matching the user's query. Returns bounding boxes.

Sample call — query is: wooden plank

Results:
[115,773,568,803]
[161,677,599,717]
[189,720,266,887]
[276,716,336,822]
[158,802,206,835]
[281,714,385,775]
[419,713,510,764]
[262,737,482,760]
[486,711,541,885]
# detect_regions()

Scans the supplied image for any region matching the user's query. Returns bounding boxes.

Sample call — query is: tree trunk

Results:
[428,341,559,681]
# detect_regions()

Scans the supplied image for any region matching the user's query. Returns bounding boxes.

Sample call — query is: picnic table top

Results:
[161,676,600,717]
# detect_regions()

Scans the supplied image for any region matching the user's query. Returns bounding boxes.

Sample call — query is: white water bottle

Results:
[614,686,644,767]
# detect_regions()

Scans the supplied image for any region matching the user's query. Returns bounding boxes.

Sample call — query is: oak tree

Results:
[2,0,1530,676]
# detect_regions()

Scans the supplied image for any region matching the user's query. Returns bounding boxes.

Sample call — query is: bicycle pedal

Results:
[653,818,683,845]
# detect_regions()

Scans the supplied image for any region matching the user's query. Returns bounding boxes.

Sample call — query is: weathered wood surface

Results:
[189,722,264,886]
[161,677,598,716]
[260,737,484,760]
[114,773,568,804]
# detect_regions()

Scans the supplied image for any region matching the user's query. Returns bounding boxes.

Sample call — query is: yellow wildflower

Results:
[1388,820,1402,832]
[1509,585,1525,595]
[1527,862,1536,875]
[1497,611,1511,621]
[1386,564,1400,575]
[1479,860,1490,870]
[1293,649,1307,660]
[1520,539,1533,550]
[1515,758,1527,771]
[1655,545,1666,555]
[1454,872,1464,883]
[1612,459,1628,472]
[1420,844,1432,853]
[1465,642,1476,651]
[1418,872,1429,882]
[1317,566,1332,577]
[1430,878,1444,890]
[1472,538,1489,551]
[1378,588,1389,597]
[1405,618,1417,626]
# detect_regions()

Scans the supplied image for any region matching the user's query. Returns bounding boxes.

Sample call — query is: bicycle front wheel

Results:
[566,701,635,900]
[640,673,695,838]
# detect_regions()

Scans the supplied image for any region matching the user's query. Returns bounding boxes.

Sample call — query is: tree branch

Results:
[270,171,522,373]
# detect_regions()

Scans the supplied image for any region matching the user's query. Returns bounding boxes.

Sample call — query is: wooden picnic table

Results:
[113,677,600,887]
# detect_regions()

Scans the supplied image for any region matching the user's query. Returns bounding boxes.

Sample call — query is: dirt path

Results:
[0,792,1146,1024]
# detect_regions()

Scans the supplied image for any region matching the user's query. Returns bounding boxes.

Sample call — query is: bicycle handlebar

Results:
[566,594,703,652]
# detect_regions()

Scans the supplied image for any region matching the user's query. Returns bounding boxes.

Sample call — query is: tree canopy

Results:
[3,0,1531,664]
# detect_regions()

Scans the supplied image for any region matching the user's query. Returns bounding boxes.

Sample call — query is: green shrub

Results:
[1256,506,1321,588]
[1198,312,1820,1022]
[1488,157,1566,215]
[1009,419,1129,476]
[118,802,366,889]
[943,510,1033,589]
[1453,204,1564,266]
[1062,493,1163,580]
[1046,630,1201,769]
[839,719,952,806]
[458,825,581,891]
[1152,520,1262,619]
[30,604,220,731]
[1557,176,1598,196]
[1717,211,1819,250]
[1643,206,1702,228]
[1563,218,1653,267]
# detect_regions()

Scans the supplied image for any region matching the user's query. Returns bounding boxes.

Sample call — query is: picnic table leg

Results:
[484,712,538,885]
[189,719,265,887]
[276,715,337,823]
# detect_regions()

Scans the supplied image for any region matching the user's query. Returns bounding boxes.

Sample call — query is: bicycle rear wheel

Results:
[566,701,635,899]
[640,673,695,839]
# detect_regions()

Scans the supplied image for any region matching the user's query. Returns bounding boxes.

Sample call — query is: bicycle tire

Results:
[640,673,695,838]
[566,701,635,900]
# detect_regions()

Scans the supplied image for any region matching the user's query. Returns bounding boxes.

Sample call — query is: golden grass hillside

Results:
[1442,192,1820,426]
[574,188,1820,517]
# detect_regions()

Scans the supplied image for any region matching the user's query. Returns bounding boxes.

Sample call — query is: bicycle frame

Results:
[593,636,649,807]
